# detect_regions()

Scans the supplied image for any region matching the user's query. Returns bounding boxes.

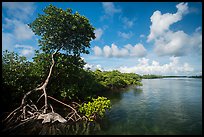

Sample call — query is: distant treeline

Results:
[142,74,202,79]
[187,75,202,78]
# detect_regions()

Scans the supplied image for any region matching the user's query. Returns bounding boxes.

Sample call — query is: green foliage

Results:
[79,96,111,121]
[93,69,142,90]
[28,4,95,54]
[142,74,164,79]
[2,50,41,110]
[2,50,39,93]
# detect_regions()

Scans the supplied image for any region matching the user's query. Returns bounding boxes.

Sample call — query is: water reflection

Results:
[2,120,103,135]
[132,87,143,96]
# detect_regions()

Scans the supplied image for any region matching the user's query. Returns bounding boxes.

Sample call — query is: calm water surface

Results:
[97,78,202,135]
[4,78,202,135]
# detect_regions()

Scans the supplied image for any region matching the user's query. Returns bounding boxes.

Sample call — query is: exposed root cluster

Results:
[2,92,87,132]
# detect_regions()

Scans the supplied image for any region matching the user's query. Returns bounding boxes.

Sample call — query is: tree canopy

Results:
[28,4,95,54]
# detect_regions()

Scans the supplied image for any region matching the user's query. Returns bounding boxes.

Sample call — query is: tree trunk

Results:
[38,49,60,113]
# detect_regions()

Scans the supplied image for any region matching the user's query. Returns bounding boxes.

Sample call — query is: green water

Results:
[2,78,202,135]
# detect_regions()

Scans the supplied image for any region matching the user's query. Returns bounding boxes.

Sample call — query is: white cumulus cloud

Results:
[103,45,113,57]
[147,2,202,57]
[111,44,129,57]
[93,46,103,56]
[117,56,194,75]
[93,43,147,58]
[147,2,188,41]
[124,43,147,57]
[84,64,104,71]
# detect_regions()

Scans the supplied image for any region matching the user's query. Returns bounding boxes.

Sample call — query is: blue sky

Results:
[2,2,202,76]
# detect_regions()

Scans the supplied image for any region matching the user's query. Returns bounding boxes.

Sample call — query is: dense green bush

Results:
[79,96,111,121]
[93,69,142,90]
[2,50,41,110]
[2,50,39,93]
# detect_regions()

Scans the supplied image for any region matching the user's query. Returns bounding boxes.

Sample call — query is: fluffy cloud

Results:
[124,43,147,57]
[110,44,129,57]
[147,2,188,41]
[84,64,104,71]
[103,45,113,57]
[15,44,35,58]
[94,28,103,41]
[154,28,202,56]
[118,31,133,39]
[147,2,202,56]
[153,27,202,57]
[93,46,103,56]
[153,30,188,56]
[117,56,194,75]
[93,43,147,58]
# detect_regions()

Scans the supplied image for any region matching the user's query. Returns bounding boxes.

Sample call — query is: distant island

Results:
[142,74,202,79]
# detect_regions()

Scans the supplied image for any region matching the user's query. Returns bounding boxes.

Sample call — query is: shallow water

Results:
[96,78,202,135]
